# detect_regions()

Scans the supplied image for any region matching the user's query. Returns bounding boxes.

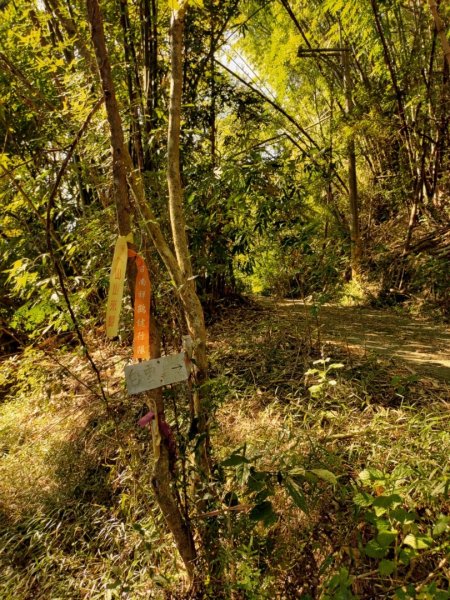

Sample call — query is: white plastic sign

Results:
[125,352,190,395]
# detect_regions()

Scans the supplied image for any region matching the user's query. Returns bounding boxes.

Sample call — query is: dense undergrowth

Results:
[0,300,449,599]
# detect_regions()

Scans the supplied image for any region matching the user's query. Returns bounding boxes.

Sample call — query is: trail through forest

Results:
[265,299,450,381]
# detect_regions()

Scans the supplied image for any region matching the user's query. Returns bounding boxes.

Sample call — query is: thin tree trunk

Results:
[119,0,144,171]
[167,3,210,475]
[141,0,159,164]
[343,49,362,278]
[370,0,415,171]
[428,0,450,69]
[85,0,197,582]
[168,5,192,281]
[210,12,216,167]
[86,0,131,236]
[147,313,197,584]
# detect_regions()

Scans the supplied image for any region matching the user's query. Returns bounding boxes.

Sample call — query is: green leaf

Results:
[309,383,325,397]
[353,492,375,507]
[313,358,328,365]
[391,508,416,525]
[249,501,277,526]
[402,534,433,550]
[398,547,416,566]
[433,514,450,537]
[221,454,251,467]
[374,518,390,532]
[255,488,271,503]
[310,469,338,485]
[372,494,402,509]
[377,529,398,548]
[247,472,266,492]
[305,368,319,376]
[364,539,388,559]
[358,468,384,482]
[379,559,396,577]
[284,477,308,513]
[394,588,409,600]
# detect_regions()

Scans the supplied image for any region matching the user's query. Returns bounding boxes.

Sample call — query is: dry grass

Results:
[0,299,449,599]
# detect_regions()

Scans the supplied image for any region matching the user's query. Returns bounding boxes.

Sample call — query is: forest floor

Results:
[264,298,450,381]
[0,297,449,599]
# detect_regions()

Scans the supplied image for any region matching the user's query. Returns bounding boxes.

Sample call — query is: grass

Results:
[0,299,449,599]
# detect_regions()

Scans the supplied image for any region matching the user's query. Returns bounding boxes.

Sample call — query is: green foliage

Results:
[322,567,356,600]
[305,357,345,398]
[220,442,340,528]
[353,467,450,592]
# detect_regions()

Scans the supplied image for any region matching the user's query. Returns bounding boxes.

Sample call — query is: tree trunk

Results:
[167,5,192,281]
[167,3,210,475]
[85,0,197,582]
[147,313,197,584]
[428,0,450,69]
[141,0,159,169]
[119,0,144,171]
[370,0,415,172]
[86,0,131,237]
[343,49,362,278]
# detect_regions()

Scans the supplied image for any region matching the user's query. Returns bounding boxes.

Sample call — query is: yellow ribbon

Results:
[105,236,128,338]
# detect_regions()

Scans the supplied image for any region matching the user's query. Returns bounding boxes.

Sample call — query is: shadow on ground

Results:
[274,300,450,381]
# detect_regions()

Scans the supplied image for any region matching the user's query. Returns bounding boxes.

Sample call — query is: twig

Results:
[416,557,448,591]
[40,348,106,401]
[319,430,367,441]
[191,504,251,520]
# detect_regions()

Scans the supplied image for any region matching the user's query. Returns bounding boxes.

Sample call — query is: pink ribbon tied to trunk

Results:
[138,411,177,461]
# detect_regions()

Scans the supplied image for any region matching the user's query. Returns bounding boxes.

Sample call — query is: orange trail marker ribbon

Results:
[106,236,128,338]
[128,249,151,361]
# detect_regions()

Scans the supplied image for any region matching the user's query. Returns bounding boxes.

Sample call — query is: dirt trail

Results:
[270,299,450,381]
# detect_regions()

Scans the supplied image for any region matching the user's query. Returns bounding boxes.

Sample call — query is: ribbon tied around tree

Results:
[105,236,151,361]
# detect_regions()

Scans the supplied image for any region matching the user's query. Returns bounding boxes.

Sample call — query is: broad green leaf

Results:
[398,547,416,565]
[358,468,384,482]
[377,529,398,548]
[379,559,396,577]
[372,494,402,516]
[402,534,433,550]
[358,469,372,482]
[364,539,387,559]
[249,501,277,526]
[433,514,450,537]
[310,469,338,485]
[308,383,325,397]
[374,518,390,532]
[372,494,402,509]
[391,508,416,525]
[221,454,250,467]
[284,477,308,513]
[247,472,266,492]
[353,492,375,507]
